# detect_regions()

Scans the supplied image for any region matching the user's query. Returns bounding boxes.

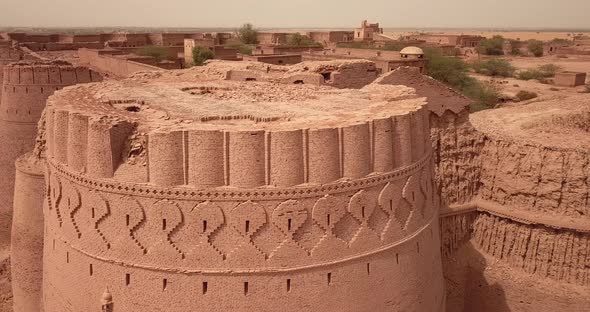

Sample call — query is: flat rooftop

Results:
[47,64,426,133]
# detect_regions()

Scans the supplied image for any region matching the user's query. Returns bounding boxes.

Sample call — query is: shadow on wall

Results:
[444,242,510,312]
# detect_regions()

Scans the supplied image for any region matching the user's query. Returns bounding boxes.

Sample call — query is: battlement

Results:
[0,62,102,124]
[2,61,101,86]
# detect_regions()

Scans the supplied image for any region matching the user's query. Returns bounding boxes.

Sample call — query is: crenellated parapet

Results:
[40,75,444,312]
[1,61,101,124]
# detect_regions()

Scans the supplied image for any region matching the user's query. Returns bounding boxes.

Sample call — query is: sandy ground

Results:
[444,241,590,312]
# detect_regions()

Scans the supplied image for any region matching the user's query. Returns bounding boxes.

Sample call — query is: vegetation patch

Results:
[192,46,215,66]
[516,64,561,81]
[425,49,499,112]
[472,58,515,77]
[516,90,538,101]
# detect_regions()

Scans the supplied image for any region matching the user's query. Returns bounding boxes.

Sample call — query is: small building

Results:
[554,72,587,87]
[354,20,383,41]
[242,54,302,65]
[307,31,355,46]
[254,45,324,55]
[400,46,425,59]
[256,33,289,46]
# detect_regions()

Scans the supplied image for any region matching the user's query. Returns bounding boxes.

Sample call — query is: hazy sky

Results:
[1,0,589,29]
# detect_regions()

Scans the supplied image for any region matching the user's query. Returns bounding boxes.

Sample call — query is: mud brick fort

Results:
[0,21,589,312]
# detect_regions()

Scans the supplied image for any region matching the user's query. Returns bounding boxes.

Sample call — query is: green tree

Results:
[527,40,544,57]
[472,58,515,77]
[237,23,258,44]
[192,46,215,66]
[477,35,505,55]
[424,49,498,112]
[135,45,172,62]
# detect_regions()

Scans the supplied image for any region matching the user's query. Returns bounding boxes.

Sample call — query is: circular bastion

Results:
[41,74,443,311]
[470,96,590,287]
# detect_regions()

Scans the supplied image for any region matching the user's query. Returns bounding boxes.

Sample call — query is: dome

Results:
[400,46,424,55]
[101,288,113,305]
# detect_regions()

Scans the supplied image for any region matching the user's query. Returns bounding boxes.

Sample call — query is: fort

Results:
[0,22,589,312]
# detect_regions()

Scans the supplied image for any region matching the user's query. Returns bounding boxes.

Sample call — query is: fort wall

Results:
[78,48,162,77]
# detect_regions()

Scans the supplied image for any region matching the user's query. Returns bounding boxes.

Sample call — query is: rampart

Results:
[35,72,444,311]
[78,48,163,77]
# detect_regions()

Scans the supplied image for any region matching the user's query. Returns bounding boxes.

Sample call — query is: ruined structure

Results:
[554,71,587,87]
[305,47,428,74]
[354,20,383,41]
[31,68,445,311]
[306,31,355,46]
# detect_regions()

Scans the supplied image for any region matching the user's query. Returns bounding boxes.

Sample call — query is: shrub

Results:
[516,64,561,80]
[237,23,258,44]
[472,58,515,77]
[135,45,173,62]
[477,35,505,55]
[463,81,500,112]
[192,46,215,66]
[537,64,561,76]
[516,90,538,101]
[424,49,498,112]
[527,40,544,57]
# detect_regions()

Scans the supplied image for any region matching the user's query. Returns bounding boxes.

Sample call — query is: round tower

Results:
[0,44,23,102]
[41,73,444,311]
[11,153,45,312]
[0,61,102,214]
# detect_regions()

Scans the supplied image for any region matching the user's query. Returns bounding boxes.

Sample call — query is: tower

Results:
[40,71,443,311]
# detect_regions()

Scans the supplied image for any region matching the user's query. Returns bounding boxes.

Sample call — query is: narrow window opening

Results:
[41,87,44,93]
[163,278,167,290]
[286,279,291,292]
[367,263,371,275]
[125,273,130,286]
[245,77,256,81]
[66,252,69,263]
[327,272,332,285]
[202,282,208,294]
[287,218,292,231]
[162,219,167,231]
[293,80,304,84]
[25,87,28,94]
[91,208,95,218]
[412,192,415,201]
[361,206,365,218]
[327,214,331,226]
[89,264,93,276]
[203,220,207,233]
[245,220,250,233]
[52,239,55,250]
[396,253,399,264]
[126,214,130,226]
[244,282,249,296]
[389,200,393,211]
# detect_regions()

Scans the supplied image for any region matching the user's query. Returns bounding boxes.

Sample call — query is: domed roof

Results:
[101,288,113,304]
[400,46,424,55]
